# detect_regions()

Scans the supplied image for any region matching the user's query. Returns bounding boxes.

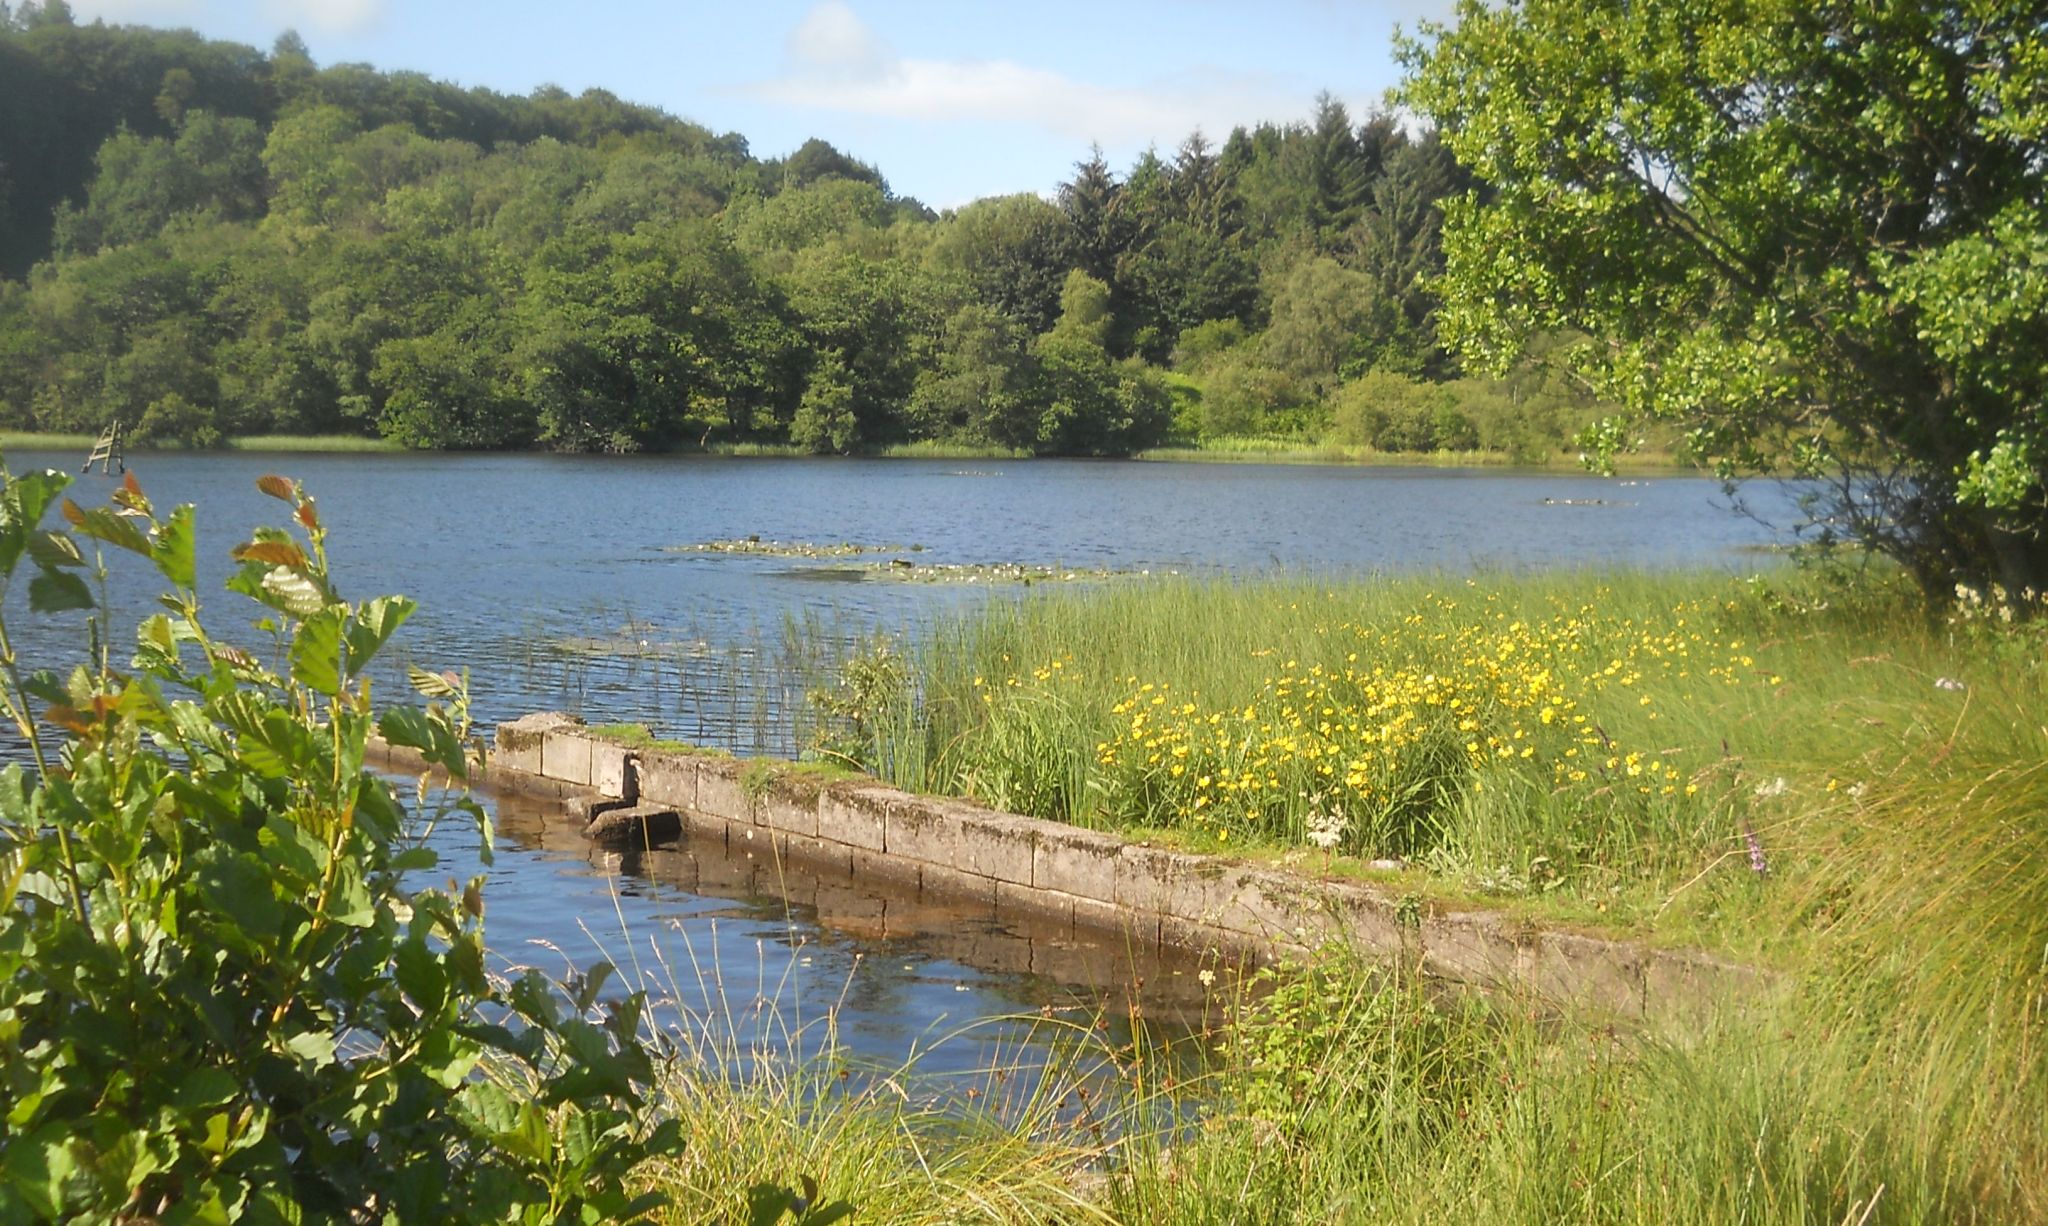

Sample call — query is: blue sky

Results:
[66,0,1455,209]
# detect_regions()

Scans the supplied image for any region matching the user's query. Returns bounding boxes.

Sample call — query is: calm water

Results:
[3,451,1793,1066]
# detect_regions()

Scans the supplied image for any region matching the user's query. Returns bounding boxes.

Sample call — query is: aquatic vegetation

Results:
[869,561,1178,586]
[667,538,927,558]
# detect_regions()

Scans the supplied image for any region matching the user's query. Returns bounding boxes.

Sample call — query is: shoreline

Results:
[0,429,1704,474]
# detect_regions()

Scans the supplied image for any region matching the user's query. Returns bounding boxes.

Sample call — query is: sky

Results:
[61,0,1456,209]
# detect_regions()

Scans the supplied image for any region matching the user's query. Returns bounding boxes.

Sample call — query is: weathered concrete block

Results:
[1527,929,1645,1018]
[585,804,682,848]
[540,730,593,786]
[495,712,580,777]
[1323,882,1417,964]
[694,757,752,823]
[998,880,1074,929]
[1643,948,1755,1029]
[756,784,820,839]
[591,741,634,799]
[817,785,894,852]
[1031,824,1122,901]
[565,794,631,824]
[1420,909,1524,990]
[636,751,697,811]
[679,808,730,846]
[917,862,999,909]
[772,834,852,875]
[1213,868,1332,945]
[851,847,922,891]
[1115,844,1194,917]
[1158,913,1237,959]
[885,798,961,868]
[1073,894,1154,944]
[952,805,1038,885]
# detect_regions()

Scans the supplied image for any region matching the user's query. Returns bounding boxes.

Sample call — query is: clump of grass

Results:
[1109,910,2045,1223]
[840,568,2044,951]
[871,439,1032,460]
[587,722,702,754]
[223,433,404,452]
[1136,436,1697,470]
[0,430,100,451]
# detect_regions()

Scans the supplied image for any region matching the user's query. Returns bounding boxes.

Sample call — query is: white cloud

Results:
[787,0,889,77]
[749,2,1345,148]
[263,0,383,35]
[69,0,385,35]
[67,0,205,20]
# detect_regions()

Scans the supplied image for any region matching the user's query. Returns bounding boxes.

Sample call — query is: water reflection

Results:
[464,783,1228,1079]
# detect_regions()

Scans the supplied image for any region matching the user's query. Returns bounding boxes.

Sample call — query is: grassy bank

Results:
[1137,435,1698,471]
[0,430,402,453]
[224,433,405,452]
[641,566,2044,1222]
[821,568,2043,953]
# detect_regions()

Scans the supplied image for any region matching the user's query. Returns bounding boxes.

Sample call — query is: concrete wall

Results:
[447,713,1759,1024]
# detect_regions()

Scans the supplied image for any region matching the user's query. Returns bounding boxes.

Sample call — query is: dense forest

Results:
[0,1,1610,456]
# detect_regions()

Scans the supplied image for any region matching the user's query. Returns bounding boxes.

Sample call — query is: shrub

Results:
[0,465,679,1222]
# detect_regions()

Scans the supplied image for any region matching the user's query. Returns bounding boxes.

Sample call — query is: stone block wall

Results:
[467,713,1755,1025]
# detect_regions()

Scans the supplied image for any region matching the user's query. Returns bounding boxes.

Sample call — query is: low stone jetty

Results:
[375,711,1762,1026]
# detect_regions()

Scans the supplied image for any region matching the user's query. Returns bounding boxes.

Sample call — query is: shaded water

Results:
[4,451,1795,1062]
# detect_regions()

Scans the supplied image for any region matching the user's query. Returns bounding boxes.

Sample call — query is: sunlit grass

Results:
[831,568,2045,954]
[570,566,2048,1223]
[0,430,99,452]
[1139,435,1699,469]
[226,433,402,452]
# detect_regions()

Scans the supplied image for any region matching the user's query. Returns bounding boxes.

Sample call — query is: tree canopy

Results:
[0,5,1624,461]
[1403,0,2048,595]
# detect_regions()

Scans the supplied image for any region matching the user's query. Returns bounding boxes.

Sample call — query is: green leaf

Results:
[27,570,94,614]
[395,937,449,1016]
[25,530,82,570]
[289,606,347,696]
[1,1125,77,1221]
[64,501,152,555]
[415,1025,482,1089]
[407,664,460,699]
[174,1068,240,1112]
[259,567,329,620]
[345,595,416,679]
[0,469,71,579]
[283,1029,337,1070]
[152,504,197,590]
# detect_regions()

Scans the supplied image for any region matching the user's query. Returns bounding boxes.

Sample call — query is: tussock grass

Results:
[846,568,2044,952]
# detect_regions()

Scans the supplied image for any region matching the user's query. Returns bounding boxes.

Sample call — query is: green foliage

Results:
[1325,369,1476,452]
[1403,0,2048,595]
[0,17,1629,462]
[0,464,679,1221]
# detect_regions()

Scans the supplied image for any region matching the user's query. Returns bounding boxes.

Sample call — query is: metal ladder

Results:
[82,424,123,474]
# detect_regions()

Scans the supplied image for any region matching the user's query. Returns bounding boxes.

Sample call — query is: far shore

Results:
[2,429,1705,474]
